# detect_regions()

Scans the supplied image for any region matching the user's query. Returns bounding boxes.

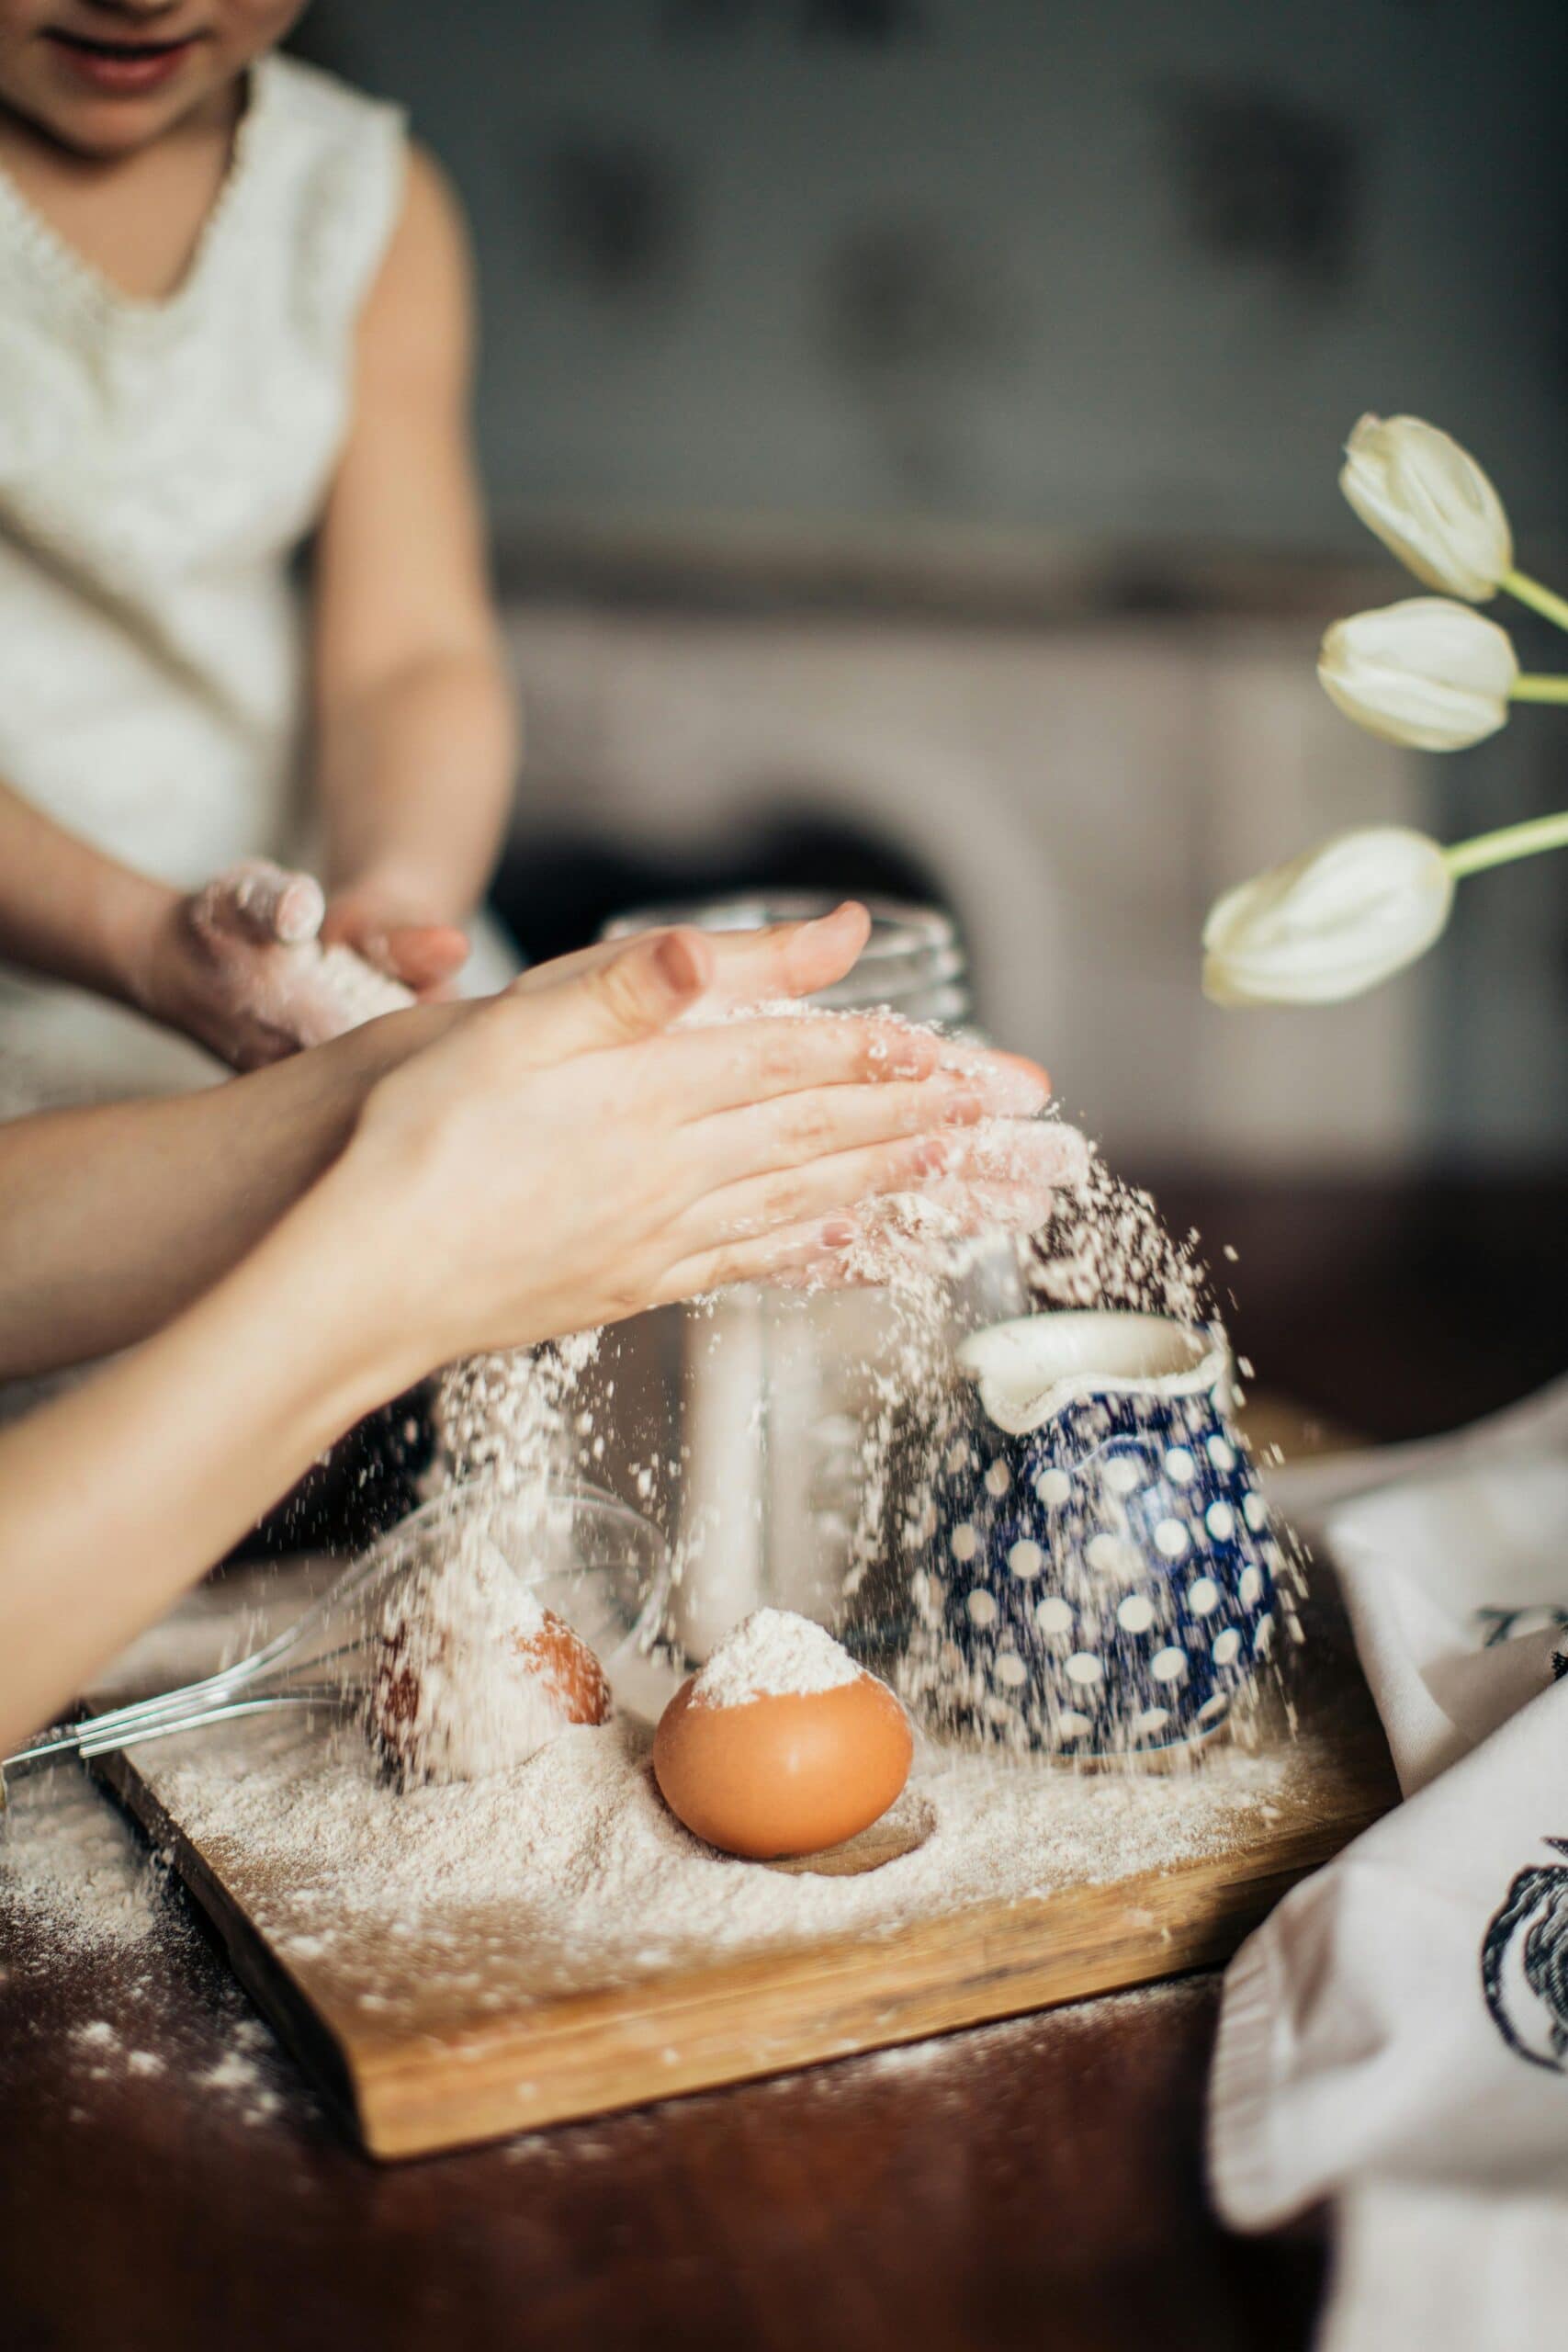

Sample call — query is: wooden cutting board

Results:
[99,1589,1394,2162]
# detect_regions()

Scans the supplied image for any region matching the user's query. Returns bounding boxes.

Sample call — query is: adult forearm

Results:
[318,650,517,914]
[0,782,175,1004]
[0,1178,423,1751]
[0,1003,453,1379]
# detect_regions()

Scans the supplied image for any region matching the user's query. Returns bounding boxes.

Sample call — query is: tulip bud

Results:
[1340,415,1512,602]
[1318,597,1517,751]
[1202,827,1453,1007]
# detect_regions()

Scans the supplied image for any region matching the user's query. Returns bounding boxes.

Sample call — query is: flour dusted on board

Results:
[135,1706,1323,2023]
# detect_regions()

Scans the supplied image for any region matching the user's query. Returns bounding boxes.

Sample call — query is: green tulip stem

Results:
[1445,809,1568,881]
[1509,675,1568,704]
[1502,570,1568,636]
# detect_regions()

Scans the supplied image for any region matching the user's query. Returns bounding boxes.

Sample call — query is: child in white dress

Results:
[0,2,517,1102]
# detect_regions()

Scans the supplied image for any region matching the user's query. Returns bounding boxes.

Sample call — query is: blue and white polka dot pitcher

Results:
[926,1312,1290,1758]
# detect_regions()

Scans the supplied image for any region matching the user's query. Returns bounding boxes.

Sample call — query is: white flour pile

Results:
[370,1527,578,1787]
[691,1609,863,1708]
[133,1708,1319,2020]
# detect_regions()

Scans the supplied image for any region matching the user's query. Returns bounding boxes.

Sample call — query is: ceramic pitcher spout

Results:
[957,1311,1232,1436]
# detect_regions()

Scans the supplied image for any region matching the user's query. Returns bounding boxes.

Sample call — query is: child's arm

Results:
[0,782,374,1069]
[0,780,180,1015]
[311,150,518,996]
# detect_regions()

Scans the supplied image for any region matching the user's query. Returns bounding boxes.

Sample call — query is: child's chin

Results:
[37,114,162,161]
[15,66,202,163]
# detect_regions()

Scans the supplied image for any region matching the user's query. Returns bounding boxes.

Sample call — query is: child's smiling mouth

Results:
[42,26,208,98]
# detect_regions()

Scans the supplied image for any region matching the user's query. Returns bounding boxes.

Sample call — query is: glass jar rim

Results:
[601,893,966,1014]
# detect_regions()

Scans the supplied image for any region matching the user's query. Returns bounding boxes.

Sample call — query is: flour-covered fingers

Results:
[681,1115,1085,1246]
[641,1015,1051,1125]
[691,1074,982,1189]
[886,1120,1091,1237]
[941,1044,1055,1111]
[192,859,325,946]
[627,1010,942,1121]
[676,1125,1088,1295]
[670,1129,960,1253]
[654,1216,866,1303]
[660,1116,1089,1277]
[697,1057,1053,1185]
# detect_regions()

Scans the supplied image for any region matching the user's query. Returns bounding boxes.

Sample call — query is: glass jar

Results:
[592,895,1023,1664]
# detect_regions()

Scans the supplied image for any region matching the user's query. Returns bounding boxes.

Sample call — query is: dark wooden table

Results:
[4,1175,1560,2352]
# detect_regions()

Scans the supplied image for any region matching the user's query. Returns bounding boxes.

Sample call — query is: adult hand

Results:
[332,906,1085,1374]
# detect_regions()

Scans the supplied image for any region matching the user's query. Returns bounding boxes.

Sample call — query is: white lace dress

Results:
[0,53,478,1111]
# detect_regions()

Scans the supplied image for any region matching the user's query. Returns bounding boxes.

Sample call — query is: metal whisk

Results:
[1,1479,666,1802]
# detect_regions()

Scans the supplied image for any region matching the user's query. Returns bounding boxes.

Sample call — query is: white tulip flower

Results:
[1202,827,1454,1006]
[1340,414,1512,602]
[1318,597,1517,751]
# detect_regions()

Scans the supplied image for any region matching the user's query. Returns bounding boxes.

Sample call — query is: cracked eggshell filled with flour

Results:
[652,1608,913,1860]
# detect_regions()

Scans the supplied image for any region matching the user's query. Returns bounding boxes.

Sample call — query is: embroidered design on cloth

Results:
[1482,1838,1568,2071]
[1472,1605,1568,1649]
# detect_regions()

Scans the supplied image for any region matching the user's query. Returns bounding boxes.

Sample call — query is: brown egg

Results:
[371,1603,609,1786]
[513,1613,612,1726]
[653,1672,913,1860]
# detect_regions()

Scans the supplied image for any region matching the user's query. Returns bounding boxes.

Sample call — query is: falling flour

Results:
[370,1527,575,1786]
[691,1609,863,1708]
[401,993,1260,1768]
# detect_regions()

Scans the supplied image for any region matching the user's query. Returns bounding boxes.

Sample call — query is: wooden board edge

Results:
[100,1739,1390,2164]
[352,1804,1385,2160]
[96,1752,370,2146]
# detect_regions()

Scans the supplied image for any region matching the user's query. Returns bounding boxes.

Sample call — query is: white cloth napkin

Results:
[1209,1378,1568,2352]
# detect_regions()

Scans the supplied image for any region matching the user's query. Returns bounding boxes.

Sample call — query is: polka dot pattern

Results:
[929,1354,1279,1758]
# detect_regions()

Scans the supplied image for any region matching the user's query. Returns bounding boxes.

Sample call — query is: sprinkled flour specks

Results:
[0,1765,160,1955]
[692,1609,863,1708]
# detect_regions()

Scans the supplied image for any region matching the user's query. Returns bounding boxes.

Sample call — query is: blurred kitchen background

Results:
[297,0,1568,1427]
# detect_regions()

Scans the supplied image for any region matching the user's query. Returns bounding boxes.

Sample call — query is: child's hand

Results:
[320,880,470,999]
[139,860,405,1070]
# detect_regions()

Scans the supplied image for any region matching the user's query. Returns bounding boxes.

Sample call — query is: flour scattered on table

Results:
[0,1765,160,1954]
